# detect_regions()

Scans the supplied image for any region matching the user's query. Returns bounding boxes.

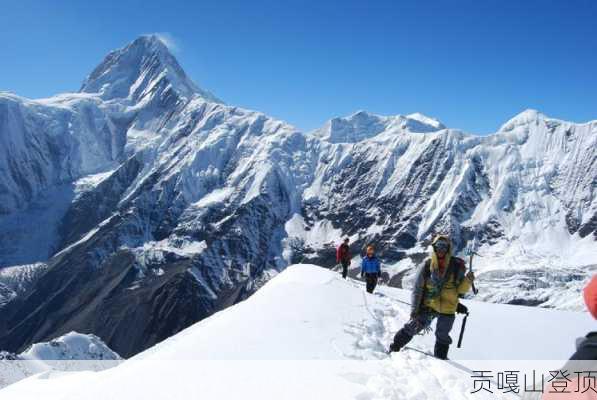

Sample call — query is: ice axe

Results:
[456,303,469,348]
[457,235,479,349]
[465,236,480,295]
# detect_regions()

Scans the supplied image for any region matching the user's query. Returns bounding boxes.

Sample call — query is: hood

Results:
[430,235,453,271]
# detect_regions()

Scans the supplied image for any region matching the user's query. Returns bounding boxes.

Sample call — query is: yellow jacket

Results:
[423,261,472,314]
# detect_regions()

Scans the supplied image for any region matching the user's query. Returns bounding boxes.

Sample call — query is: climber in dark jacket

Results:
[569,275,597,360]
[361,245,381,293]
[336,238,351,279]
[389,235,474,359]
[541,275,597,399]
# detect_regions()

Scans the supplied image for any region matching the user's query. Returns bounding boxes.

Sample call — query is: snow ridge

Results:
[1,265,593,399]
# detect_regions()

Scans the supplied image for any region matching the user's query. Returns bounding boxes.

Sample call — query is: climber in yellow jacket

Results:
[388,234,475,359]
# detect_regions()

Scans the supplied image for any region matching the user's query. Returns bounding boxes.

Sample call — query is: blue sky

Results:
[1,0,596,133]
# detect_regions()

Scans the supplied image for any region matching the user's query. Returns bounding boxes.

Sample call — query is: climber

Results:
[336,237,351,279]
[361,244,381,293]
[388,234,474,359]
[567,274,597,360]
[541,275,597,399]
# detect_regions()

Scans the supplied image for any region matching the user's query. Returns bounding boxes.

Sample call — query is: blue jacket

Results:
[361,256,381,274]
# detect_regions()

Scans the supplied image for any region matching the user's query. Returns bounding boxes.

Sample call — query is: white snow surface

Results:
[1,265,592,399]
[21,332,121,362]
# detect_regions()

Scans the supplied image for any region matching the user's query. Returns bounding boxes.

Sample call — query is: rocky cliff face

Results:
[0,35,595,357]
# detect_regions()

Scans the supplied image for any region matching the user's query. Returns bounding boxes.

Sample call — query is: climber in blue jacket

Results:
[361,245,381,293]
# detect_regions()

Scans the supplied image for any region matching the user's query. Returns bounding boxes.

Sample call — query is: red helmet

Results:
[584,275,597,319]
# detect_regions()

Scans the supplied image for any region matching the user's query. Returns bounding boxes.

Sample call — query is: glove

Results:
[456,303,469,314]
[466,271,475,281]
[410,310,418,320]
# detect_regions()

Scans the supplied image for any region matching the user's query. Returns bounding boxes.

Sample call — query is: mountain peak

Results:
[311,110,445,143]
[499,109,547,131]
[405,112,445,130]
[135,34,170,48]
[80,35,220,103]
[311,111,388,143]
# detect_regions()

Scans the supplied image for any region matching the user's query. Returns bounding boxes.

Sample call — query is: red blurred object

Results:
[584,275,597,319]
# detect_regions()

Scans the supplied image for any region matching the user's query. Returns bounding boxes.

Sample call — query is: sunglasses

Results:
[433,241,449,252]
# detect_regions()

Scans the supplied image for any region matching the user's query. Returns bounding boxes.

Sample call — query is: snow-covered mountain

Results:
[20,331,120,361]
[310,110,445,143]
[0,35,595,359]
[0,265,593,399]
[79,35,220,104]
[0,34,313,358]
[300,108,597,310]
[0,263,47,307]
[0,332,120,389]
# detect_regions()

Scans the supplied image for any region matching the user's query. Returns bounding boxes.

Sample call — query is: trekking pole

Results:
[457,310,469,348]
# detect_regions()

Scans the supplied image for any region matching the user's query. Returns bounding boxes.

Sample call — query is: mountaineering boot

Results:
[389,329,413,353]
[434,342,450,360]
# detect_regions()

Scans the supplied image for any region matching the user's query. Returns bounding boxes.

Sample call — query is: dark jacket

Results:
[569,332,597,360]
[541,332,597,399]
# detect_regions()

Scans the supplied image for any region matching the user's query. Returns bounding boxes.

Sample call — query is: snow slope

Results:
[1,265,592,399]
